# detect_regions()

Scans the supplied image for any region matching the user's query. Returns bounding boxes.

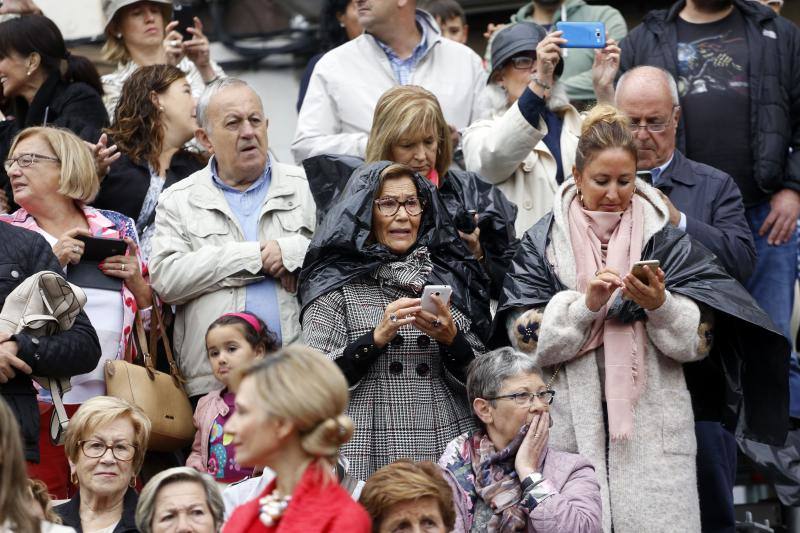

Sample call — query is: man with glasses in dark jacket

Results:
[0,222,100,464]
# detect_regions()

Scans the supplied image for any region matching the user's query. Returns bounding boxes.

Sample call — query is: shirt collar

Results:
[374,15,429,60]
[649,153,675,186]
[210,156,272,193]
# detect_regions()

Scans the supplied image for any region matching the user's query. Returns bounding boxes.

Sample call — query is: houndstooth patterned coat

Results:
[303,273,485,480]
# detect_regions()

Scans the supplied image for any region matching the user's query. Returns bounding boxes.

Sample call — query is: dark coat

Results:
[0,222,100,462]
[0,71,109,208]
[92,150,206,222]
[494,212,790,446]
[658,150,756,282]
[619,0,800,195]
[55,487,139,533]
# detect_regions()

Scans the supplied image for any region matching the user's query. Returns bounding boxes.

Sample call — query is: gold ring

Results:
[121,264,126,272]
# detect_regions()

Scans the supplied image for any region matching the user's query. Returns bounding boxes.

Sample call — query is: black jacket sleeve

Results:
[13,231,100,377]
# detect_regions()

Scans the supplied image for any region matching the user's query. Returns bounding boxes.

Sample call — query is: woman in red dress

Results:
[222,345,371,533]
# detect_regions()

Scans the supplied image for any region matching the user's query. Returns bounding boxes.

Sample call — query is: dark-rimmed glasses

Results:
[4,153,60,170]
[509,55,536,70]
[78,440,137,461]
[374,196,425,217]
[487,390,556,406]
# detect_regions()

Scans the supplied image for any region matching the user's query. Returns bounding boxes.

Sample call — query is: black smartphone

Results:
[77,235,127,262]
[173,3,195,42]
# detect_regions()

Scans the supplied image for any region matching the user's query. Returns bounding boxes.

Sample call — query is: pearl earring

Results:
[159,106,164,112]
[116,33,122,39]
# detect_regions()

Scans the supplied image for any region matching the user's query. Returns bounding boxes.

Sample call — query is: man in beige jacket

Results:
[150,78,315,399]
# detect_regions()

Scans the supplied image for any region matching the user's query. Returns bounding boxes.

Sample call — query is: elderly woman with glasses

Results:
[301,160,491,480]
[463,22,619,236]
[54,396,151,533]
[439,347,602,533]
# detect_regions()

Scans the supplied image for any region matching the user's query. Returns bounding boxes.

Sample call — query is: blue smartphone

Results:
[555,21,606,49]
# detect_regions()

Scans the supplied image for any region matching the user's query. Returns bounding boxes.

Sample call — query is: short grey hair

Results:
[466,347,542,409]
[196,77,252,131]
[617,65,680,107]
[135,467,225,533]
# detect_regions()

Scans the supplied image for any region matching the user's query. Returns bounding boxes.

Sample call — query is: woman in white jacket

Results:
[463,22,618,236]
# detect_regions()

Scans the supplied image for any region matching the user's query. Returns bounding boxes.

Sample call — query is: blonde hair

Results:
[102,2,173,64]
[366,86,453,177]
[575,104,637,173]
[65,396,152,475]
[9,127,100,203]
[360,460,456,531]
[237,345,353,469]
[0,398,41,533]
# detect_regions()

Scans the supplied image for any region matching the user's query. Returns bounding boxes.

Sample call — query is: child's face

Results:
[437,16,468,45]
[206,324,264,386]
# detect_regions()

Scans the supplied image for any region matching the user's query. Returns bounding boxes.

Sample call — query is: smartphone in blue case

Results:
[555,21,606,48]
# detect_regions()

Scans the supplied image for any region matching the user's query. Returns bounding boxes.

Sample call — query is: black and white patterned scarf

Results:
[372,246,433,294]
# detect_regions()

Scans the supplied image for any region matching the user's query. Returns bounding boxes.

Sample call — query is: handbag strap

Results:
[49,377,70,445]
[150,302,186,387]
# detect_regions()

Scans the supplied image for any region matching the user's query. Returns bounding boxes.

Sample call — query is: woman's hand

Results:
[414,294,457,346]
[622,266,666,311]
[163,20,185,66]
[182,17,215,80]
[86,133,120,180]
[458,217,483,261]
[53,228,92,267]
[515,412,550,479]
[592,37,621,104]
[100,238,152,308]
[374,298,421,348]
[530,30,566,96]
[585,267,623,312]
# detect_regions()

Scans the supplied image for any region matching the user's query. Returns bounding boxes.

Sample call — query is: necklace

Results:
[258,489,292,527]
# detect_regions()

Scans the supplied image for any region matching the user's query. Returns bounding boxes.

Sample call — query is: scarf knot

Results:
[372,246,433,293]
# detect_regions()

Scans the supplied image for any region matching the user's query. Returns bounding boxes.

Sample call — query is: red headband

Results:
[222,313,262,333]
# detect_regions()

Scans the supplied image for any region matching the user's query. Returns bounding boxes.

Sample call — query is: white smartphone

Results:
[421,285,452,314]
[630,260,660,285]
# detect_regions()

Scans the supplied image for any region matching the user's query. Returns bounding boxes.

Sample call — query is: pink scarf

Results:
[567,195,647,440]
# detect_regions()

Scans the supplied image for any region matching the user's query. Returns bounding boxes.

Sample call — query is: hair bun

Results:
[300,415,354,457]
[580,104,630,137]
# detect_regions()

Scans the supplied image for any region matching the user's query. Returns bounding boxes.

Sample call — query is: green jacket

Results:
[512,0,627,102]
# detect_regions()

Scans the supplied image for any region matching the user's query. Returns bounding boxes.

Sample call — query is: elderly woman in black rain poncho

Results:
[300,158,491,480]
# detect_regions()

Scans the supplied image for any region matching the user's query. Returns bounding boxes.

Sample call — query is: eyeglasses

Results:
[4,153,61,170]
[628,122,670,133]
[509,55,535,70]
[487,390,556,406]
[374,196,425,217]
[78,440,137,461]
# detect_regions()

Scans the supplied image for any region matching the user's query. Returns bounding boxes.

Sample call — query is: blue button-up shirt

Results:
[374,16,430,85]
[211,158,282,343]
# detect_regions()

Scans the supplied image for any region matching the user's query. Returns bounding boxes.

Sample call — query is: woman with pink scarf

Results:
[495,105,713,533]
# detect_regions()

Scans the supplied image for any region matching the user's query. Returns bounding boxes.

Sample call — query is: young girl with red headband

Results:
[186,311,279,483]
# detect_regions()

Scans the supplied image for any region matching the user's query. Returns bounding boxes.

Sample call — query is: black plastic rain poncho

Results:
[494,212,791,446]
[302,154,520,299]
[299,158,492,340]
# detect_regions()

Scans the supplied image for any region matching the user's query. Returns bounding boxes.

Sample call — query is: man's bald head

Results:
[615,66,682,170]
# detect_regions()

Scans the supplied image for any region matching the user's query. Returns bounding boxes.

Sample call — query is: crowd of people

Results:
[0,0,797,531]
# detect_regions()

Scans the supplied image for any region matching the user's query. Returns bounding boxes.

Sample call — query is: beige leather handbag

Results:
[104,302,195,452]
[0,271,87,445]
